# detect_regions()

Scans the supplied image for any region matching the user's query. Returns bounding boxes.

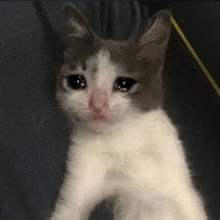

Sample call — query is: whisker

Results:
[27,104,67,136]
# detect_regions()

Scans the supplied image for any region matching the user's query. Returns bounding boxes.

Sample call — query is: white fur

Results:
[49,109,208,220]
[95,50,117,90]
[67,18,87,38]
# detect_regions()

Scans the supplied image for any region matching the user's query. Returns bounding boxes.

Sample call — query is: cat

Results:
[49,4,208,220]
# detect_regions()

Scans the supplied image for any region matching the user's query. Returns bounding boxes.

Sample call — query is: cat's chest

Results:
[74,119,164,169]
[78,128,168,186]
[70,111,183,186]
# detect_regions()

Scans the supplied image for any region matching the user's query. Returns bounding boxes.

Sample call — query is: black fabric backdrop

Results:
[1,2,220,220]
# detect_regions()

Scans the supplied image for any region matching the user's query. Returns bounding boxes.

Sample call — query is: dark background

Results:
[1,2,220,220]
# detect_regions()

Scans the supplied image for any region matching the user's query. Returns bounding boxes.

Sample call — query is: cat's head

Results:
[56,4,171,131]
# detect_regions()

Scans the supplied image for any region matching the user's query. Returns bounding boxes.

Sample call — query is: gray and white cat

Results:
[49,4,208,220]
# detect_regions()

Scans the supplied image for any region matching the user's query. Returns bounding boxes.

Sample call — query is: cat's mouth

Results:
[74,107,121,127]
[87,109,119,126]
[90,112,109,124]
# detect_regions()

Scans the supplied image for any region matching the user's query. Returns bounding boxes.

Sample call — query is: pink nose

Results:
[89,89,109,113]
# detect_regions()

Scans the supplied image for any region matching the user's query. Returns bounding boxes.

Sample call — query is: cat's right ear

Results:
[63,4,97,47]
[135,10,171,63]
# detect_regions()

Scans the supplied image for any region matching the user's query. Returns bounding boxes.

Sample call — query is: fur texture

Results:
[49,4,208,220]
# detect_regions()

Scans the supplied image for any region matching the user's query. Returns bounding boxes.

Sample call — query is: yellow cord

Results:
[170,16,220,98]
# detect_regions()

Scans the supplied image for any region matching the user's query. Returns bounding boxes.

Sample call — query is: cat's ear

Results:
[136,10,171,62]
[63,4,97,46]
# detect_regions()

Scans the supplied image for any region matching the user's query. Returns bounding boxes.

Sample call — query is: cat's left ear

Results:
[63,4,97,46]
[136,10,171,62]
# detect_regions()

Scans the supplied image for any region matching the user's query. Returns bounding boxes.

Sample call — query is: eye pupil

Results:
[67,75,86,90]
[114,77,136,91]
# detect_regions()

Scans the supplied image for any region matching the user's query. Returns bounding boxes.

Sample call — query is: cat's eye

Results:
[114,77,137,92]
[67,74,86,90]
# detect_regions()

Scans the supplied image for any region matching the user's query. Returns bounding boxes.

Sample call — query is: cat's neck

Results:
[69,108,176,157]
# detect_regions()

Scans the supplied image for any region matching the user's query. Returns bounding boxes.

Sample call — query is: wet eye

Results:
[114,77,137,92]
[67,75,86,90]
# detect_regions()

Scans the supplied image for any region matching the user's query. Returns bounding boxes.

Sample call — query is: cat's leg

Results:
[49,152,112,220]
[168,186,207,220]
[139,189,206,220]
[113,192,180,220]
[116,184,207,220]
[146,179,207,220]
[148,165,208,220]
[118,160,208,220]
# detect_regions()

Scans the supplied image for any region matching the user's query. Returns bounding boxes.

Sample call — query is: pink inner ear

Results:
[89,89,109,113]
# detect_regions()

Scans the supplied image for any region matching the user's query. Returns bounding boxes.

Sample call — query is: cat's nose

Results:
[89,89,109,113]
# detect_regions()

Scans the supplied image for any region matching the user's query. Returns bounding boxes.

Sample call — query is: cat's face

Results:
[56,5,171,130]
